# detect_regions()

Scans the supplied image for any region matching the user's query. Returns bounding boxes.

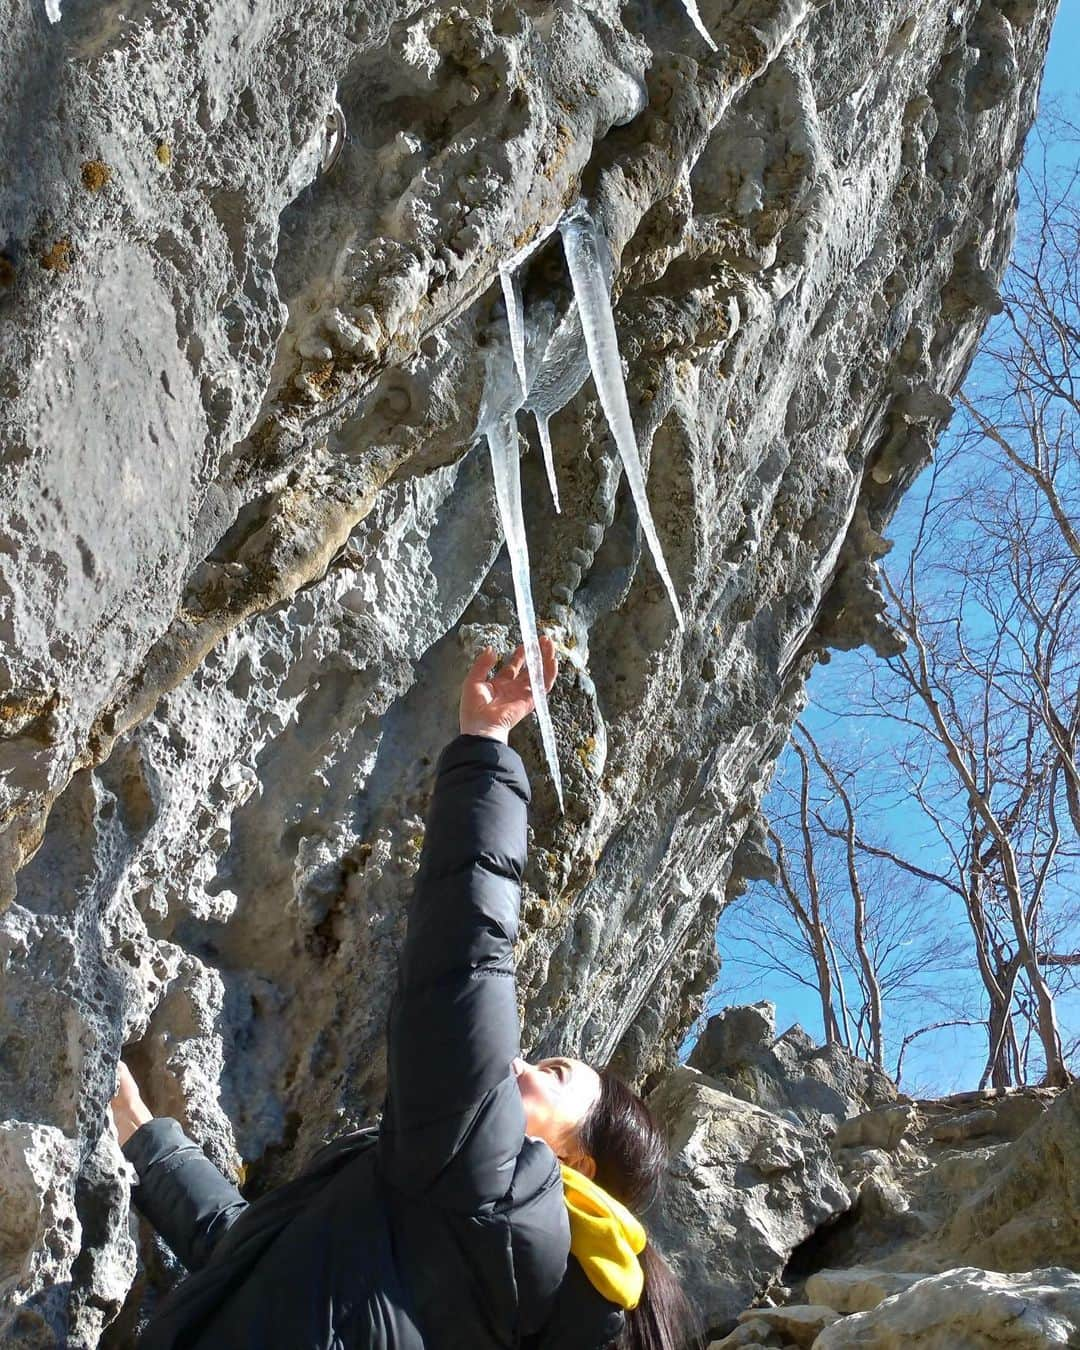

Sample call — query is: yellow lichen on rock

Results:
[81,160,111,192]
[40,238,72,272]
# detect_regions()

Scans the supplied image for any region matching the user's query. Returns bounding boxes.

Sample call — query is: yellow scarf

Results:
[559,1163,647,1310]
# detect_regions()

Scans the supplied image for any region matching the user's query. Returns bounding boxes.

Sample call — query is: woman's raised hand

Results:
[459,637,558,744]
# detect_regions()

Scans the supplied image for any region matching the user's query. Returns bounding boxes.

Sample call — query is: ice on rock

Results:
[494,215,611,515]
[475,335,566,814]
[500,266,529,397]
[678,0,718,50]
[468,195,683,809]
[558,200,685,631]
[534,417,560,513]
[44,0,61,19]
[523,297,595,515]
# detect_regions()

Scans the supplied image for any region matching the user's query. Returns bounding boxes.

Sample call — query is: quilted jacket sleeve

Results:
[377,732,532,1210]
[122,1117,249,1271]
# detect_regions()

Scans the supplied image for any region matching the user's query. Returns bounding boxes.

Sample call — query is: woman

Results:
[111,637,703,1350]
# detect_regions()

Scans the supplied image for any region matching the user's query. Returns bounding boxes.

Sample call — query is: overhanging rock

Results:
[0,0,1059,1340]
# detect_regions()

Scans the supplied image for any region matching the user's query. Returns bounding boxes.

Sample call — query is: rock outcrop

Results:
[811,1268,1080,1348]
[688,1002,898,1129]
[646,1063,850,1328]
[717,1270,1080,1348]
[662,1012,1077,1346]
[0,0,1059,1342]
[812,1080,1078,1279]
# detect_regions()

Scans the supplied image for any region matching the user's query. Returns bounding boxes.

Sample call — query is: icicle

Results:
[533,414,561,514]
[475,337,565,814]
[484,410,566,814]
[493,215,606,516]
[678,0,718,50]
[502,215,564,275]
[558,202,685,631]
[499,266,528,396]
[497,215,565,401]
[522,295,597,516]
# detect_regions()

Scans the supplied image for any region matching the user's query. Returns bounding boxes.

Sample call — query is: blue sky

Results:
[692,8,1079,1094]
[1042,5,1077,102]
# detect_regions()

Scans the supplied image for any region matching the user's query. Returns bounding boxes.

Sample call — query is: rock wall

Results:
[0,0,1058,1342]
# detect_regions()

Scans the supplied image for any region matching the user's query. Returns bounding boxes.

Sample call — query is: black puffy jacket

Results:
[122,733,626,1350]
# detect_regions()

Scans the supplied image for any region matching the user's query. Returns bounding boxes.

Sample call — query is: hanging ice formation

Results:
[475,330,567,815]
[499,268,528,397]
[677,0,718,50]
[522,298,591,514]
[558,200,686,632]
[476,197,685,808]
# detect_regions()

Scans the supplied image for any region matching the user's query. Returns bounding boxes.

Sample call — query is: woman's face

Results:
[512,1056,602,1175]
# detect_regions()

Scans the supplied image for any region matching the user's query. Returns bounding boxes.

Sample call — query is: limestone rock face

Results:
[942,1080,1080,1272]
[0,0,1057,1341]
[646,1065,850,1330]
[734,1303,839,1346]
[804,1268,925,1316]
[812,1267,1080,1348]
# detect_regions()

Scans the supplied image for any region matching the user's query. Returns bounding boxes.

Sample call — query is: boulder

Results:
[688,1005,899,1130]
[736,1304,840,1346]
[805,1267,927,1314]
[709,1322,792,1348]
[812,1267,1080,1348]
[942,1080,1080,1272]
[647,1066,850,1331]
[804,1082,1072,1278]
[832,1106,916,1153]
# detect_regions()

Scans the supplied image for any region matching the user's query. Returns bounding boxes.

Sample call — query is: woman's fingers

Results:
[494,643,526,683]
[506,637,557,693]
[468,645,496,683]
[538,635,556,689]
[461,638,558,734]
[112,1060,143,1108]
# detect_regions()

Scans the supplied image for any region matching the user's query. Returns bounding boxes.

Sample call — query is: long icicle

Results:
[559,205,685,631]
[678,0,718,50]
[500,266,529,396]
[533,413,561,513]
[485,410,565,813]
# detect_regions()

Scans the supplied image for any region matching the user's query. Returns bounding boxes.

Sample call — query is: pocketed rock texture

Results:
[810,1268,1080,1349]
[0,0,1060,1343]
[718,1270,1080,1348]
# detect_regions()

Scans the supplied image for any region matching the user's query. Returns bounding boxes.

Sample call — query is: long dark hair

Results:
[577,1069,705,1350]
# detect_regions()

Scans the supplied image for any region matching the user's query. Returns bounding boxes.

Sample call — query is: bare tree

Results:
[727,724,954,1085]
[799,724,886,1068]
[733,104,1080,1091]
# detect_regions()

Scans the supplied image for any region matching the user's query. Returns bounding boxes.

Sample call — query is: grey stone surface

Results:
[736,1303,839,1346]
[646,1065,850,1332]
[832,1106,915,1153]
[0,0,1058,1342]
[814,1082,1076,1279]
[689,1003,899,1128]
[681,1028,1078,1344]
[812,1267,1080,1348]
